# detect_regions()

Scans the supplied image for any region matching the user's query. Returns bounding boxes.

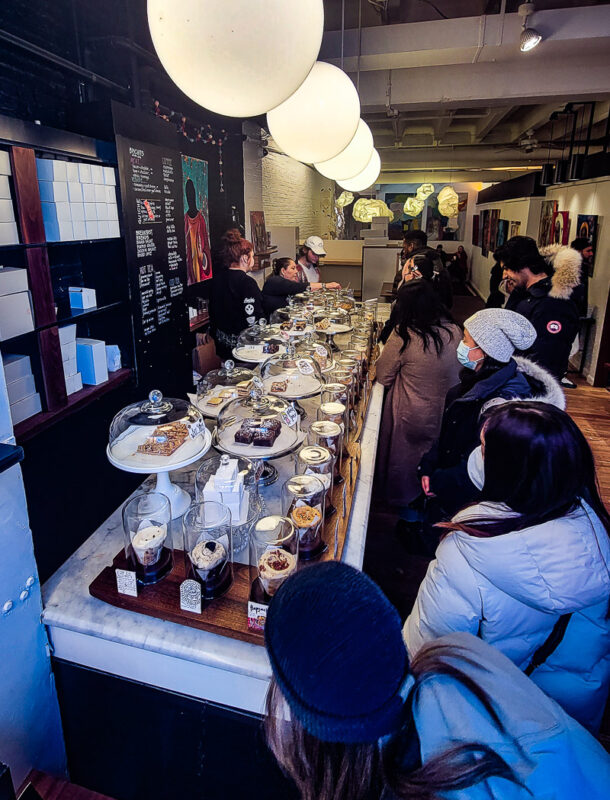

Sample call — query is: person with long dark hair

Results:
[209,229,264,359]
[418,307,565,539]
[264,561,610,800]
[261,257,325,316]
[376,281,460,512]
[405,401,610,733]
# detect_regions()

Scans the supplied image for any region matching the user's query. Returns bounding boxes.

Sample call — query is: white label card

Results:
[188,419,206,439]
[248,600,269,632]
[282,406,299,427]
[297,358,314,375]
[116,569,138,597]
[180,579,202,614]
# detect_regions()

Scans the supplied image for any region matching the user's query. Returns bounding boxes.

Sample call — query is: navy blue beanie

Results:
[265,561,410,744]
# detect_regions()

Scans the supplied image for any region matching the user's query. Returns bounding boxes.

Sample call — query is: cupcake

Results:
[258,548,297,596]
[131,523,167,566]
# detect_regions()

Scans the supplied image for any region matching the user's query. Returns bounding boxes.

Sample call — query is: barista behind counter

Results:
[296,236,342,289]
[262,257,339,315]
[209,229,264,359]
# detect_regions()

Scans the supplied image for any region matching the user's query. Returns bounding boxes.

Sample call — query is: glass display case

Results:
[108,390,211,518]
[294,335,334,373]
[259,344,324,419]
[314,307,352,351]
[122,491,173,585]
[183,500,233,600]
[195,360,256,418]
[232,319,286,364]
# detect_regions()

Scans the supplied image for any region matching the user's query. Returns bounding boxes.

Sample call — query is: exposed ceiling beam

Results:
[379,169,537,184]
[475,107,514,142]
[434,111,455,145]
[508,103,563,143]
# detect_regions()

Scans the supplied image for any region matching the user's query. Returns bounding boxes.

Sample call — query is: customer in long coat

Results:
[376,280,460,508]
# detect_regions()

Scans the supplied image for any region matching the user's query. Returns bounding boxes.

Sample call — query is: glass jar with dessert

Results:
[314,307,352,352]
[195,454,262,554]
[183,500,233,600]
[122,491,173,585]
[296,444,336,518]
[282,474,326,560]
[327,367,356,433]
[249,515,298,610]
[309,420,343,486]
[108,390,211,519]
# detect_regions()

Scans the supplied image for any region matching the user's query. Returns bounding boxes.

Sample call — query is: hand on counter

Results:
[421,476,435,497]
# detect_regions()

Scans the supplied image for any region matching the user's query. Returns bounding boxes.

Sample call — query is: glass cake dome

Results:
[233,319,286,363]
[195,360,256,416]
[259,343,324,401]
[294,335,333,373]
[108,389,208,471]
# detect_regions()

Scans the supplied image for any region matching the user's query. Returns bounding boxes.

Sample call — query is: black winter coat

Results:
[261,275,309,316]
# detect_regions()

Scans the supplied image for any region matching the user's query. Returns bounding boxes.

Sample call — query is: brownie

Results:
[252,427,280,447]
[294,320,307,331]
[280,321,292,331]
[263,342,280,354]
[234,423,254,444]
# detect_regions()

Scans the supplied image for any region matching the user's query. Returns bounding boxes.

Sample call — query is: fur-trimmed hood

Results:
[481,356,566,415]
[539,244,582,300]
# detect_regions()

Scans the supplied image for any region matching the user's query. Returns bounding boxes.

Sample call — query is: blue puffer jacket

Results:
[404,501,610,732]
[411,633,610,799]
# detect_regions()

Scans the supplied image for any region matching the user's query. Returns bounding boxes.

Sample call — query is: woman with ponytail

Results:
[264,561,609,800]
[262,257,321,316]
[209,229,265,358]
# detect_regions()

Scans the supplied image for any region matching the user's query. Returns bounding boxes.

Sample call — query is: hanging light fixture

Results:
[337,150,381,192]
[518,2,542,52]
[147,0,324,118]
[403,197,425,217]
[415,183,435,200]
[437,185,459,217]
[335,191,354,208]
[314,120,374,181]
[352,198,393,223]
[267,62,360,163]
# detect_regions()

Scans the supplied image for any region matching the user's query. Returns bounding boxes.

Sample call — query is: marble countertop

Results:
[42,369,384,684]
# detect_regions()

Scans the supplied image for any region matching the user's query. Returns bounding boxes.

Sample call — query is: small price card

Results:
[180,579,202,614]
[247,600,269,632]
[116,569,138,597]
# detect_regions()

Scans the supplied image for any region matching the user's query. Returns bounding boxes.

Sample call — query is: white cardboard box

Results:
[0,221,19,245]
[94,184,106,202]
[59,324,76,344]
[107,203,119,221]
[82,183,96,203]
[103,166,116,186]
[90,164,104,184]
[76,338,108,385]
[65,162,79,182]
[0,176,11,199]
[78,163,92,183]
[65,372,83,395]
[72,219,86,240]
[67,182,83,203]
[85,220,99,239]
[104,185,116,204]
[69,286,97,309]
[43,217,73,242]
[36,158,67,182]
[108,220,120,238]
[2,354,31,383]
[63,356,78,378]
[0,267,28,297]
[61,340,77,362]
[0,291,34,340]
[96,202,108,220]
[83,202,97,221]
[0,151,11,176]
[70,202,85,221]
[38,181,69,203]
[0,198,15,222]
[105,344,121,372]
[41,201,71,222]
[10,393,42,425]
[97,220,110,239]
[6,373,36,405]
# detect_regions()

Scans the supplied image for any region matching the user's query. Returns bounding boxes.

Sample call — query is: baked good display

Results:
[290,504,322,530]
[270,380,288,393]
[189,539,232,597]
[233,418,281,447]
[207,396,224,406]
[236,380,252,397]
[131,523,167,566]
[136,421,189,456]
[258,548,297,596]
[315,317,330,331]
[294,320,307,331]
[263,342,280,354]
[280,321,293,331]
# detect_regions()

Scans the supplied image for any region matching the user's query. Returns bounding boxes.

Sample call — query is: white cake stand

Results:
[107,427,212,519]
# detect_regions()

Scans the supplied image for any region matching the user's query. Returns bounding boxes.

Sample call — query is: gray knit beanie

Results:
[465,308,536,362]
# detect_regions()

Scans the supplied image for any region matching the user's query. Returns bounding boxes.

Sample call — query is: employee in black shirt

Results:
[262,257,326,315]
[209,229,265,359]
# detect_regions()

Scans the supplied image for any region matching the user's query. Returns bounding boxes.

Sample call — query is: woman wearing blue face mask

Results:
[415,308,564,554]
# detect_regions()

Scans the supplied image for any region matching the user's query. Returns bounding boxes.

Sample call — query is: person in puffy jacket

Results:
[405,401,610,733]
[419,307,565,529]
[264,561,610,800]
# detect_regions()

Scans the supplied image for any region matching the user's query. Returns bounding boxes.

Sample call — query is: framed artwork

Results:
[385,192,423,240]
[472,214,479,247]
[538,200,557,246]
[510,220,521,238]
[577,214,599,276]
[551,211,571,245]
[496,219,509,248]
[182,154,212,284]
[481,210,490,257]
[489,209,500,252]
[250,210,267,254]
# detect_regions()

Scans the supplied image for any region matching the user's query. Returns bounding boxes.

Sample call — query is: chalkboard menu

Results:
[116,135,192,395]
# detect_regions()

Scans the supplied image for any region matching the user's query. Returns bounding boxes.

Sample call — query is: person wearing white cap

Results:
[412,308,565,554]
[296,235,341,288]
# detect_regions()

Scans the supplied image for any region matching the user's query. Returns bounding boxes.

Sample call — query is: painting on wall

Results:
[510,220,521,238]
[385,193,423,240]
[538,199,558,246]
[551,210,571,245]
[489,209,500,252]
[425,191,468,241]
[496,219,509,248]
[472,214,479,247]
[250,210,268,254]
[577,214,599,276]
[182,154,212,284]
[480,210,490,257]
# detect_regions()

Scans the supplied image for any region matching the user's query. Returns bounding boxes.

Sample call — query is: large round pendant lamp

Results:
[267,62,360,163]
[337,149,381,192]
[314,120,374,180]
[147,0,324,118]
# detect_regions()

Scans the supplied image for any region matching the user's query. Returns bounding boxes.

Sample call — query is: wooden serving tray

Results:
[89,376,374,646]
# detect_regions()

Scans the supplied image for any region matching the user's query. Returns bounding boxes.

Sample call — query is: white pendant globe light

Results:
[147,0,324,118]
[314,120,374,181]
[337,149,381,192]
[267,62,360,163]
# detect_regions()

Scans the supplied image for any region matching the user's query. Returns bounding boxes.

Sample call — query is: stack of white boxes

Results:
[0,266,35,341]
[0,150,19,245]
[36,158,120,242]
[76,338,108,386]
[2,354,42,425]
[59,324,83,395]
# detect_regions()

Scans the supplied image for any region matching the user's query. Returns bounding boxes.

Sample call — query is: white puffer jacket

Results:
[403,500,610,732]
